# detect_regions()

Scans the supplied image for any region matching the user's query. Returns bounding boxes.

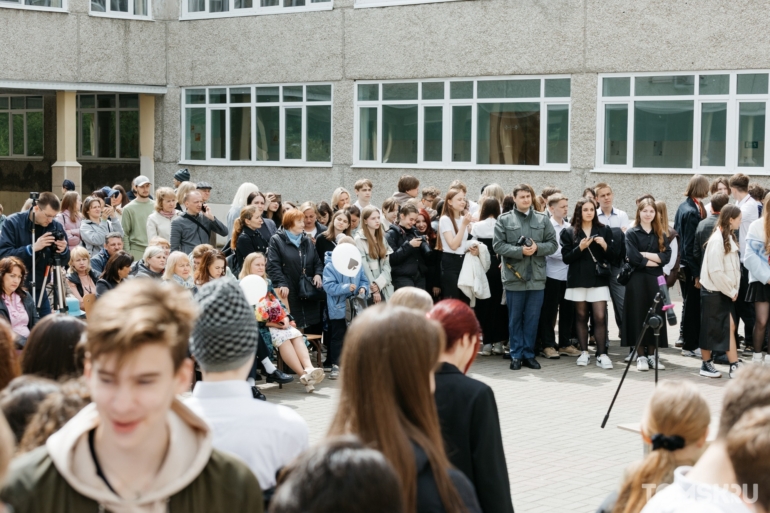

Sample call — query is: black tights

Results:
[575,301,607,354]
[753,302,770,353]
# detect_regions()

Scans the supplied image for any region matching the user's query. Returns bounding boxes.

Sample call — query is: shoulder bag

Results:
[183,213,211,239]
[587,246,611,278]
[617,232,656,286]
[298,246,324,301]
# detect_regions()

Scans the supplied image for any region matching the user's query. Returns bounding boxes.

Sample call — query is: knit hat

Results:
[174,168,191,182]
[190,280,258,372]
[62,179,76,191]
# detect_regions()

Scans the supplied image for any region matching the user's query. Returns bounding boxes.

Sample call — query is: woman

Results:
[267,209,324,330]
[386,204,433,292]
[597,381,709,513]
[582,187,596,203]
[95,251,133,297]
[356,206,394,304]
[328,305,481,513]
[745,197,770,364]
[174,181,197,212]
[65,247,99,309]
[247,191,278,236]
[163,251,197,293]
[381,197,399,232]
[471,198,508,355]
[656,201,680,288]
[316,210,351,260]
[331,187,351,212]
[438,189,474,301]
[20,314,86,381]
[622,199,671,371]
[0,319,20,391]
[194,249,227,287]
[110,184,129,223]
[80,196,123,257]
[146,187,182,242]
[242,252,324,393]
[135,246,166,279]
[416,208,442,301]
[227,182,259,236]
[560,198,614,369]
[54,191,82,250]
[264,192,285,228]
[300,202,327,242]
[0,257,38,347]
[699,205,743,379]
[231,205,271,273]
[428,300,514,513]
[501,195,514,214]
[317,201,333,227]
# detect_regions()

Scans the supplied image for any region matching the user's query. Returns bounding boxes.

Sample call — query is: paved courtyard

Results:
[261,299,731,513]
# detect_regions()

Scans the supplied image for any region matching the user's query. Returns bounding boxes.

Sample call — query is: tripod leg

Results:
[37,267,50,310]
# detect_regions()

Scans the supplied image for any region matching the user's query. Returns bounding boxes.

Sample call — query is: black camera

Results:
[516,236,533,248]
[51,230,66,242]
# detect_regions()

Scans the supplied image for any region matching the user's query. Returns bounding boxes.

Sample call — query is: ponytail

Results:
[231,219,243,250]
[613,450,677,513]
[232,205,259,250]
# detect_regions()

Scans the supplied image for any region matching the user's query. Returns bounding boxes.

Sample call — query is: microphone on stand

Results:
[657,275,678,326]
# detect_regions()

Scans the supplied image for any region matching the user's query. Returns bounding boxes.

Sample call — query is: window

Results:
[354,76,571,170]
[90,0,149,18]
[182,84,333,165]
[355,0,458,9]
[0,0,66,12]
[182,0,330,20]
[0,96,44,158]
[597,72,770,174]
[77,94,140,160]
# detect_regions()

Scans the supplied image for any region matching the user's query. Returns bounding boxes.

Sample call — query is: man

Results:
[170,190,227,254]
[421,186,440,217]
[90,232,124,274]
[537,194,579,359]
[726,406,770,513]
[493,184,557,370]
[353,178,374,210]
[174,168,191,189]
[392,175,420,207]
[197,182,217,246]
[0,280,264,512]
[731,173,759,349]
[0,192,69,317]
[642,365,770,513]
[185,280,309,493]
[121,175,155,260]
[61,179,75,196]
[595,183,629,339]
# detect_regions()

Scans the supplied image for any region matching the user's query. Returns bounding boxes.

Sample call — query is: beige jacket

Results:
[700,229,741,298]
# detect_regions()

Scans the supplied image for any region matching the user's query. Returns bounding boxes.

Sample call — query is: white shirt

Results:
[304,227,318,239]
[641,466,752,513]
[439,216,470,255]
[184,380,309,489]
[546,217,569,281]
[663,236,678,277]
[597,207,630,230]
[736,194,759,262]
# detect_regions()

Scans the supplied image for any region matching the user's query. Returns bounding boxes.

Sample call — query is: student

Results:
[185,280,309,492]
[726,406,770,513]
[731,173,760,356]
[745,196,770,364]
[388,286,434,313]
[0,320,20,391]
[95,251,133,297]
[316,201,333,227]
[386,204,432,291]
[0,279,264,512]
[264,193,285,229]
[421,186,441,213]
[0,410,13,512]
[348,205,361,235]
[415,208,442,300]
[353,179,374,211]
[392,175,420,207]
[20,314,85,381]
[315,210,351,261]
[355,206,393,303]
[194,249,226,288]
[381,197,399,232]
[437,189,474,301]
[231,205,271,274]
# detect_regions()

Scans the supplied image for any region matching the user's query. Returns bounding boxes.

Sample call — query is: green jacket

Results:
[492,207,557,291]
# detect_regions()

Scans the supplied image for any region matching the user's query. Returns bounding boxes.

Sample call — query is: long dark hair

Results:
[0,256,28,300]
[478,198,500,221]
[716,204,741,255]
[112,185,130,207]
[264,192,285,227]
[21,314,86,381]
[570,198,602,231]
[101,251,133,283]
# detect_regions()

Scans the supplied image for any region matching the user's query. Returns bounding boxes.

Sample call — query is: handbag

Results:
[298,248,324,301]
[587,246,611,278]
[617,259,634,286]
[345,295,368,326]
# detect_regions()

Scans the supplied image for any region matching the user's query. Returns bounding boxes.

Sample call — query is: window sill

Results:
[0,3,67,12]
[351,162,571,172]
[78,157,141,163]
[354,0,460,8]
[0,156,45,161]
[592,166,770,176]
[179,160,333,167]
[89,11,153,20]
[180,2,331,20]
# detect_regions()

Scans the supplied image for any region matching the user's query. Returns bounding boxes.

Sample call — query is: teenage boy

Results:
[421,186,440,217]
[185,280,309,493]
[392,175,420,207]
[726,406,770,513]
[731,173,759,351]
[353,179,374,210]
[121,175,155,260]
[0,279,263,512]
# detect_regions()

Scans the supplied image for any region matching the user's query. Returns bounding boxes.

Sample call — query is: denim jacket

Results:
[322,251,370,320]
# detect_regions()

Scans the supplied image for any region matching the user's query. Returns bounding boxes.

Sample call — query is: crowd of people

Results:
[0,170,769,512]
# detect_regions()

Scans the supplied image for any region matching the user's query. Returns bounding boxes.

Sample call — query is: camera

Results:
[516,236,533,248]
[51,230,66,242]
[29,192,39,200]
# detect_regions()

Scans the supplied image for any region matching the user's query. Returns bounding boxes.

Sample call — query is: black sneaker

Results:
[729,361,744,379]
[713,354,730,366]
[699,360,721,378]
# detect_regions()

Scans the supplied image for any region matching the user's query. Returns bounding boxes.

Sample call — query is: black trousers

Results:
[441,253,467,302]
[537,277,574,349]
[736,264,755,340]
[680,265,701,351]
[327,318,348,366]
[248,333,272,379]
[392,274,427,291]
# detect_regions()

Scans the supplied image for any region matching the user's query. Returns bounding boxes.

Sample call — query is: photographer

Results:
[385,204,432,291]
[0,192,69,317]
[169,191,228,254]
[493,184,557,371]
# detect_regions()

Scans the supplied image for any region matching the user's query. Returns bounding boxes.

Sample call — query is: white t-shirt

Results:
[546,217,569,281]
[304,227,318,239]
[641,466,752,513]
[736,194,759,262]
[439,216,469,255]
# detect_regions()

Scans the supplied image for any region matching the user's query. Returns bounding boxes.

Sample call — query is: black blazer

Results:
[560,224,614,289]
[315,232,337,262]
[413,442,482,513]
[0,291,39,337]
[433,363,514,513]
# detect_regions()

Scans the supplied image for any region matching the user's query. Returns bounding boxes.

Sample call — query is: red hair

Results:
[418,208,437,247]
[427,300,481,372]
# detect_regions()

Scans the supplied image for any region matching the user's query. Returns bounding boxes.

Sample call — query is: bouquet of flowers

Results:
[255,292,287,324]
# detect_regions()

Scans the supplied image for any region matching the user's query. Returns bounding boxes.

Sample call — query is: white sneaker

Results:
[492,342,504,355]
[765,354,770,365]
[681,348,702,358]
[624,349,636,363]
[480,344,493,356]
[329,364,340,380]
[752,353,764,364]
[647,356,665,370]
[576,351,590,366]
[596,354,613,369]
[637,356,649,371]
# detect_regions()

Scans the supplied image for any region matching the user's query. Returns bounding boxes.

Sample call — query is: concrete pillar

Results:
[139,94,155,185]
[51,91,82,194]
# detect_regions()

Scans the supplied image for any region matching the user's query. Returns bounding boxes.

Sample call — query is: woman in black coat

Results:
[95,251,133,298]
[561,198,615,369]
[267,210,324,330]
[385,204,432,291]
[314,210,351,261]
[428,300,514,513]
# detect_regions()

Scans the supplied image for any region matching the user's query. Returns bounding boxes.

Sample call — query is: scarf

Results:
[286,230,303,248]
[160,210,177,220]
[171,274,196,290]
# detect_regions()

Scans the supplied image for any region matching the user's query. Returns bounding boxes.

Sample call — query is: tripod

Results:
[37,253,69,315]
[28,192,39,306]
[601,292,664,429]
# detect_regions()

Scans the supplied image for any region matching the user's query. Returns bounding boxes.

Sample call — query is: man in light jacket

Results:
[170,191,227,254]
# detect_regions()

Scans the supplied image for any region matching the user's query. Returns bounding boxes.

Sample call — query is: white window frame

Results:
[595,70,770,175]
[352,75,572,171]
[77,93,141,162]
[0,0,67,13]
[0,95,45,160]
[180,0,331,20]
[180,83,334,167]
[89,0,152,20]
[355,0,458,9]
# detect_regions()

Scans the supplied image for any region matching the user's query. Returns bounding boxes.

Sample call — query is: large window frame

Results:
[77,93,141,161]
[0,0,66,13]
[181,0,331,20]
[89,0,151,20]
[181,83,333,167]
[595,70,770,175]
[353,76,571,171]
[0,95,45,160]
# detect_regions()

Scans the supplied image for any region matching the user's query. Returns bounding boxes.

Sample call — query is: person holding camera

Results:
[493,184,557,370]
[0,192,69,317]
[385,203,432,291]
[170,191,228,255]
[80,196,123,257]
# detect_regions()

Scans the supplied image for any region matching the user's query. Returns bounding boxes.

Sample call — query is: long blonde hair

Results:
[360,206,388,259]
[613,381,710,513]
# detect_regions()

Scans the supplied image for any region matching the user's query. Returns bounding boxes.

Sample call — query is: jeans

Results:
[507,289,545,359]
[537,278,573,349]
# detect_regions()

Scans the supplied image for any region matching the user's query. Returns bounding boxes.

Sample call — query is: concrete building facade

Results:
[1,0,769,215]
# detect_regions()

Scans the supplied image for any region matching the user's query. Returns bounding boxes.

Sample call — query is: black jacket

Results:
[314,232,337,262]
[607,227,626,267]
[236,226,271,260]
[434,363,514,513]
[413,442,482,513]
[560,224,615,289]
[673,197,704,268]
[0,291,39,337]
[266,229,324,329]
[625,226,671,277]
[95,278,119,297]
[65,270,100,297]
[385,224,431,279]
[692,214,719,279]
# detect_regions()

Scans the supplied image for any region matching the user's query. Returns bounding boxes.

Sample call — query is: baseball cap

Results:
[135,175,151,186]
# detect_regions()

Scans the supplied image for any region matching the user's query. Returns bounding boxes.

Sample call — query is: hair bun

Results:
[651,434,685,452]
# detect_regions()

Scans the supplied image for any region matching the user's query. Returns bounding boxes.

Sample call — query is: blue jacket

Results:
[0,210,70,292]
[90,248,110,275]
[322,250,370,320]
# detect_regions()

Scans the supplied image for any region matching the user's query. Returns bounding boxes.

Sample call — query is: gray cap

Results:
[196,181,213,190]
[134,175,151,186]
[190,280,258,373]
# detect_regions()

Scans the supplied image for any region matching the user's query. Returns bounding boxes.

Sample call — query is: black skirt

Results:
[441,253,466,301]
[746,281,770,303]
[620,271,669,348]
[699,288,735,352]
[474,237,509,344]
